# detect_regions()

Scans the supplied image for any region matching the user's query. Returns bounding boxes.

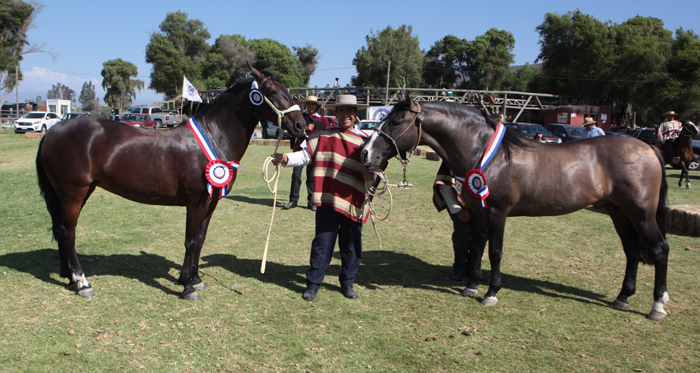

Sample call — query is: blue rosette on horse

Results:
[455,121,506,209]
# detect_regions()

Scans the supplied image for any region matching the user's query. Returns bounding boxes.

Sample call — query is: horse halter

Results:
[256,76,301,130]
[376,102,424,166]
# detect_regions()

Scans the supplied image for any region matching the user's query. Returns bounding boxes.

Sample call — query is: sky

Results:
[7,0,699,107]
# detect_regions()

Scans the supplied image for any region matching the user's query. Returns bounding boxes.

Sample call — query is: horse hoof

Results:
[182,291,201,301]
[647,311,667,321]
[612,298,629,309]
[481,296,498,306]
[461,287,478,297]
[77,288,95,298]
[193,282,206,291]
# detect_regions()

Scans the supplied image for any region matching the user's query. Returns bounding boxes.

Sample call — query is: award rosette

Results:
[466,168,489,206]
[206,159,234,188]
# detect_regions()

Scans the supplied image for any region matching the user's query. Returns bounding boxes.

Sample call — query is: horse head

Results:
[683,121,699,137]
[362,92,423,168]
[249,65,305,138]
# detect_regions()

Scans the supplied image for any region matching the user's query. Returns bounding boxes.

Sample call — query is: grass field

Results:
[1,128,699,372]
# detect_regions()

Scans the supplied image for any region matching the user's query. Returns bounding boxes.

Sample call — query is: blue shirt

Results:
[582,126,605,139]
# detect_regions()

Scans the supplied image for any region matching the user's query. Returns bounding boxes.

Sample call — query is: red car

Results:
[120,113,157,129]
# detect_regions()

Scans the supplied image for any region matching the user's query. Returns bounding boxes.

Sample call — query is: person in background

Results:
[283,95,329,211]
[332,78,340,98]
[657,110,683,164]
[272,95,375,301]
[432,162,472,281]
[536,133,546,143]
[581,117,605,138]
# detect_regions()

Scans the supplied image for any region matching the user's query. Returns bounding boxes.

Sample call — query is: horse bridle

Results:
[375,102,424,166]
[258,76,301,129]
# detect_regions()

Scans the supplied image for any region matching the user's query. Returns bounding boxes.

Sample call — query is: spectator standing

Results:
[581,117,605,139]
[283,95,330,211]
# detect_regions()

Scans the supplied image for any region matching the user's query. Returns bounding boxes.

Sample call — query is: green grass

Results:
[1,128,699,372]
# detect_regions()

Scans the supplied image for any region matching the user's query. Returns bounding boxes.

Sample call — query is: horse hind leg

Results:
[56,188,96,297]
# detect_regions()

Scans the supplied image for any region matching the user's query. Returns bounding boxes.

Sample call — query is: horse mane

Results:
[197,70,285,126]
[417,101,530,161]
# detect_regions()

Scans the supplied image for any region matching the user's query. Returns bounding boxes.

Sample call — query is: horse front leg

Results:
[462,219,487,297]
[482,213,506,306]
[181,201,217,300]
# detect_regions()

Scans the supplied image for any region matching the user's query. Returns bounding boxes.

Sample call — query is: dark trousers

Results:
[449,211,471,274]
[289,165,313,204]
[664,139,675,162]
[306,206,363,290]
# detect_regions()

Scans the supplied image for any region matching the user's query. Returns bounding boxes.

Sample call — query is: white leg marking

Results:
[71,273,91,290]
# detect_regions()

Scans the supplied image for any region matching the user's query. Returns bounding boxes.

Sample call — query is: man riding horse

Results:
[657,110,683,164]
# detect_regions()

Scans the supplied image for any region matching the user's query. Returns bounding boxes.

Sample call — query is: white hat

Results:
[324,94,369,110]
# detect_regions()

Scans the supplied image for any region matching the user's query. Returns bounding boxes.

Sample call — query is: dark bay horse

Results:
[657,121,698,188]
[361,94,671,321]
[36,66,305,300]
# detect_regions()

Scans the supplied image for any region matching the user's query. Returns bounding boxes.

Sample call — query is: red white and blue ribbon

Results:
[188,117,240,199]
[456,122,506,210]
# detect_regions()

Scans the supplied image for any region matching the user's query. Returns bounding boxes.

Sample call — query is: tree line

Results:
[1,3,698,124]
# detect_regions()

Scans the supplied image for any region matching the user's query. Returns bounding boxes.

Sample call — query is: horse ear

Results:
[248,63,262,81]
[403,91,411,101]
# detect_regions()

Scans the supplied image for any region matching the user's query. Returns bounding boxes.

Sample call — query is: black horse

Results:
[361,93,670,321]
[657,121,699,188]
[35,66,305,300]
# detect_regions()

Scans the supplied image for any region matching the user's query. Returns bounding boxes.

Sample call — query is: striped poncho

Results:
[306,128,370,223]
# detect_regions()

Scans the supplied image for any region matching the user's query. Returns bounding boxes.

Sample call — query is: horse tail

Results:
[36,137,61,241]
[656,151,668,240]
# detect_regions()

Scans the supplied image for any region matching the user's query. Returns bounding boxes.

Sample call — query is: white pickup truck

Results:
[129,107,182,128]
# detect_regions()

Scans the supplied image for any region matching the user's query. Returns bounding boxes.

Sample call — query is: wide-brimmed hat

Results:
[325,94,369,110]
[583,117,597,126]
[299,95,320,104]
[664,110,676,116]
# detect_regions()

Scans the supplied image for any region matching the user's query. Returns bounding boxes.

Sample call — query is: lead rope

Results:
[259,94,299,274]
[260,129,284,274]
[364,168,393,253]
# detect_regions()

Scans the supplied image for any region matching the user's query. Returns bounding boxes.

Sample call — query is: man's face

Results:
[666,115,674,121]
[306,102,318,113]
[335,106,357,131]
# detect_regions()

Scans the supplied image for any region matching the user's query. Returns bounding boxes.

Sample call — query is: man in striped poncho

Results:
[272,95,375,301]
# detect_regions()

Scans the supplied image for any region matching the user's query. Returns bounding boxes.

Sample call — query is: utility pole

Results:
[15,65,19,119]
[384,61,391,106]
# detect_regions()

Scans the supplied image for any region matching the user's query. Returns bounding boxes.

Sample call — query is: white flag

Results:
[182,76,202,103]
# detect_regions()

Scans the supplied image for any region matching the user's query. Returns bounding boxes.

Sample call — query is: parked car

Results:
[691,140,700,171]
[546,123,583,142]
[359,119,381,135]
[129,107,182,128]
[605,131,633,138]
[13,111,61,133]
[261,121,290,139]
[120,113,157,129]
[505,122,562,143]
[631,128,657,145]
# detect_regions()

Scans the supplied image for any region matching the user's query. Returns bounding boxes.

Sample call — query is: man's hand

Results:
[457,209,471,223]
[271,153,288,166]
[306,122,315,132]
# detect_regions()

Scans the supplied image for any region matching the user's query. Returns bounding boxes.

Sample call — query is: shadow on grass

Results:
[201,250,632,313]
[2,248,644,316]
[0,248,181,296]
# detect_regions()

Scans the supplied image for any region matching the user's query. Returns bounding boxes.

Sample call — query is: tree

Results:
[507,63,542,92]
[79,81,97,111]
[200,34,254,89]
[46,82,75,103]
[422,35,469,88]
[101,59,144,113]
[463,29,516,90]
[248,38,305,88]
[293,43,319,87]
[535,11,700,123]
[145,11,210,98]
[0,1,54,109]
[353,25,424,88]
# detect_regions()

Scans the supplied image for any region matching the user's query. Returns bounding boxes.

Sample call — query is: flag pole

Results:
[180,76,185,116]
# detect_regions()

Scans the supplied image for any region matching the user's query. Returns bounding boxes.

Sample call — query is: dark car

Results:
[605,131,634,138]
[546,123,583,142]
[631,128,657,145]
[505,122,562,143]
[59,112,90,122]
[261,121,290,139]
